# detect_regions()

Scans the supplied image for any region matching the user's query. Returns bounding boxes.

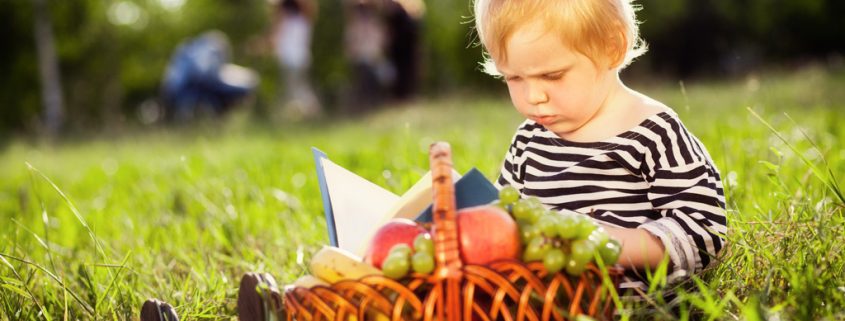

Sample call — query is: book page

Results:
[385,170,462,221]
[387,171,435,220]
[321,158,399,256]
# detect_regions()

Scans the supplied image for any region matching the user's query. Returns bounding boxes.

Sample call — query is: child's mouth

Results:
[533,115,557,126]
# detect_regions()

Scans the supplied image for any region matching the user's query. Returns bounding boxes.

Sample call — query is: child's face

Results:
[496,22,616,139]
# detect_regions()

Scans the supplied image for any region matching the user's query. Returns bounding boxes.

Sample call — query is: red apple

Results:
[364,218,428,268]
[457,205,521,265]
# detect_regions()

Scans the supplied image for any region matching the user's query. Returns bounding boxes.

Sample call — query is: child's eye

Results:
[505,76,521,82]
[542,72,563,80]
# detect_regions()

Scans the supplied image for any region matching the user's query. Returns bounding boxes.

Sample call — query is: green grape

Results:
[587,228,610,248]
[598,239,622,266]
[389,243,412,257]
[526,206,544,224]
[411,251,435,274]
[520,223,541,243]
[413,233,434,255]
[535,215,559,238]
[556,214,578,239]
[543,248,566,274]
[517,218,532,229]
[519,197,547,223]
[512,200,533,221]
[574,217,597,239]
[525,197,543,208]
[382,252,411,279]
[570,239,597,264]
[523,236,551,262]
[490,200,511,212]
[499,185,521,205]
[565,256,588,276]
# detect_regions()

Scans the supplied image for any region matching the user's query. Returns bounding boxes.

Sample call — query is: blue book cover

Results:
[312,147,339,247]
[414,168,499,223]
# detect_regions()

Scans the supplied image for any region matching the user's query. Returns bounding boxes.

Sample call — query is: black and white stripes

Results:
[495,111,727,294]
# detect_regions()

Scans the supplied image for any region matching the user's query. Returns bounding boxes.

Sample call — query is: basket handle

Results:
[429,142,463,321]
[429,142,463,272]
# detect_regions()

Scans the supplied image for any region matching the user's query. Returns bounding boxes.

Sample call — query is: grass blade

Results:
[25,162,110,261]
[0,253,94,315]
[747,108,844,205]
[95,251,132,309]
[0,254,52,320]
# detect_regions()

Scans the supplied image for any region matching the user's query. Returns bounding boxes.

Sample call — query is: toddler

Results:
[474,0,727,300]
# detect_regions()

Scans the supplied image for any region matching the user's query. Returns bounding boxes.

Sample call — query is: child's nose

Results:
[527,83,549,105]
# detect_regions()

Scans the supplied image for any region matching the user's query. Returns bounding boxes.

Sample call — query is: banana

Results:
[291,274,330,288]
[367,310,390,321]
[309,245,383,284]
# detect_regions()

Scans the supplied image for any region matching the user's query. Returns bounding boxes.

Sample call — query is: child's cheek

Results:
[506,84,530,115]
[510,97,530,117]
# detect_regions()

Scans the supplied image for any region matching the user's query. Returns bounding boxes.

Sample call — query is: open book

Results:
[312,147,499,257]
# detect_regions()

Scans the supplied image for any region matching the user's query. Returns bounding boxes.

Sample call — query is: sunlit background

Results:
[1,0,844,320]
[2,0,843,135]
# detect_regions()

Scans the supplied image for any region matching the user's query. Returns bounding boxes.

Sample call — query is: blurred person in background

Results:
[384,0,424,102]
[272,0,321,119]
[161,30,259,122]
[343,0,393,112]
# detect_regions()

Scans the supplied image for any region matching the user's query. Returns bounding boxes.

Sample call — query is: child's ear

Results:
[606,25,627,69]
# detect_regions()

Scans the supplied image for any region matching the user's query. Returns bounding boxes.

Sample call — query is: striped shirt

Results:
[495,111,727,295]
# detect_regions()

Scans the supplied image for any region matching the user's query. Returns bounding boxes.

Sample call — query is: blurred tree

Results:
[33,0,65,136]
[0,0,40,135]
[420,0,501,94]
[637,0,845,77]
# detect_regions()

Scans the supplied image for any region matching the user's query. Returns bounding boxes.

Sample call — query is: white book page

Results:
[385,170,462,221]
[321,158,399,256]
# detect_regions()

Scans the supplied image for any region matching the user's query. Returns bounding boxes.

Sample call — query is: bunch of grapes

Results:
[381,233,436,279]
[498,186,621,275]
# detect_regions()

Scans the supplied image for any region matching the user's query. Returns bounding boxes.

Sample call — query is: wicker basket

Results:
[282,142,623,321]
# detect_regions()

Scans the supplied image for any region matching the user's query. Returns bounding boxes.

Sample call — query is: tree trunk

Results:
[33,0,65,136]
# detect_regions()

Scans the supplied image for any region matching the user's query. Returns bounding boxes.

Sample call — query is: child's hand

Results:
[601,225,666,270]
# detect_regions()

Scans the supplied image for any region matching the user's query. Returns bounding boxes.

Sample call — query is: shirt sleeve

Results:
[637,159,727,279]
[495,126,527,191]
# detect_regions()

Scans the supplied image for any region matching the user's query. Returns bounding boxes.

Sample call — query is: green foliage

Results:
[3,0,844,134]
[635,0,845,76]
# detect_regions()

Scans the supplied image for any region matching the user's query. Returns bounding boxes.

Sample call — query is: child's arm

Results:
[590,116,727,278]
[602,226,666,269]
[628,130,727,282]
[593,158,725,277]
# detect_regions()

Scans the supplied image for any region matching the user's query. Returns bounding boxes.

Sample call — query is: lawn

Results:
[1,66,844,320]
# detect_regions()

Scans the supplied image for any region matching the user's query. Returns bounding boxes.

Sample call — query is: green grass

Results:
[2,66,844,320]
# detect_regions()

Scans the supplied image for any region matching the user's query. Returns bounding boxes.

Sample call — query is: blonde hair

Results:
[473,0,647,76]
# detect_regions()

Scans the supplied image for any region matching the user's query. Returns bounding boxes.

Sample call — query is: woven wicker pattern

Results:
[283,142,622,321]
